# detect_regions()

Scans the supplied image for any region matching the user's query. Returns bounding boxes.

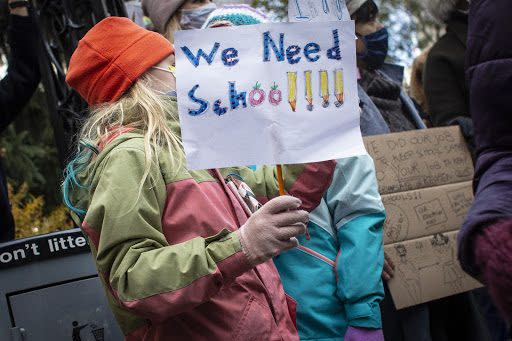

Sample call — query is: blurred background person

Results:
[142,0,216,42]
[424,0,472,145]
[409,48,430,119]
[346,2,429,340]
[348,0,425,135]
[346,1,491,341]
[458,0,512,327]
[0,0,41,242]
[425,1,509,339]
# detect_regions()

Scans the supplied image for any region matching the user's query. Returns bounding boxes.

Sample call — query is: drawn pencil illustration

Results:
[287,71,298,112]
[334,68,344,107]
[319,70,330,108]
[431,233,465,292]
[304,70,313,111]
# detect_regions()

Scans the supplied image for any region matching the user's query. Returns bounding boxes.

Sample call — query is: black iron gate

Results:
[33,0,128,164]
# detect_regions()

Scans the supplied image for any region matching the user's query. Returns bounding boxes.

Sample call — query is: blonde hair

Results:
[164,14,181,43]
[63,74,183,215]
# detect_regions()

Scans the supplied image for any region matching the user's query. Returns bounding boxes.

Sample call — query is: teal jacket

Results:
[273,155,386,340]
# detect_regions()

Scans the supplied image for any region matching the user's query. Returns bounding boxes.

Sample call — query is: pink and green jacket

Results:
[70,100,336,340]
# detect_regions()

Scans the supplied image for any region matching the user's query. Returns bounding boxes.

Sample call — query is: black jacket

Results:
[424,12,469,128]
[0,14,41,242]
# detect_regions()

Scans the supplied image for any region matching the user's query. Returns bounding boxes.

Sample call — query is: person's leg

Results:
[472,287,509,341]
[398,303,432,341]
[429,292,491,341]
[381,283,432,341]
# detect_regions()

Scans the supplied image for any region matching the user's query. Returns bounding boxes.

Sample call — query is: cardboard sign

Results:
[288,0,350,22]
[364,126,474,195]
[382,181,473,244]
[384,231,481,309]
[175,21,364,170]
[364,126,481,309]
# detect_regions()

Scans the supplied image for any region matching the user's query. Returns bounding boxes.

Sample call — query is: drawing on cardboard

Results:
[447,188,473,217]
[431,233,465,292]
[414,198,448,228]
[394,244,422,305]
[384,203,409,243]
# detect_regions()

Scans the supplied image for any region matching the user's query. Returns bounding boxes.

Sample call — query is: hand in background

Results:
[382,251,395,281]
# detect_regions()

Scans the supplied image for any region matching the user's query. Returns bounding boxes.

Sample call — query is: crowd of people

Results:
[0,0,510,340]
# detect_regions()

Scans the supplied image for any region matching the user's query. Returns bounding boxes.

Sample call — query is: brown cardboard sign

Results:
[364,126,474,195]
[385,231,481,310]
[363,126,479,309]
[382,181,473,244]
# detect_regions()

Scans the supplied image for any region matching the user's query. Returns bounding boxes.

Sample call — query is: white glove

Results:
[237,196,308,266]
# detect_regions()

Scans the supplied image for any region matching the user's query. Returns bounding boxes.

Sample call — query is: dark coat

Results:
[0,14,41,242]
[458,0,512,277]
[424,12,469,128]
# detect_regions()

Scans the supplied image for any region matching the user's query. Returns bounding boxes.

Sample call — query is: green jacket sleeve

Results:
[82,146,252,323]
[325,155,386,329]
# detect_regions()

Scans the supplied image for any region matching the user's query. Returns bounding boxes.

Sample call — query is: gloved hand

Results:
[237,196,308,266]
[382,251,395,281]
[475,218,512,322]
[344,327,384,341]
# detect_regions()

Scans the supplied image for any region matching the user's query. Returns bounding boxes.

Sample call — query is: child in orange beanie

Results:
[63,16,336,340]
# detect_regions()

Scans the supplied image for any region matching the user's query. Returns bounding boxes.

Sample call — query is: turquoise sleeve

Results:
[325,155,386,329]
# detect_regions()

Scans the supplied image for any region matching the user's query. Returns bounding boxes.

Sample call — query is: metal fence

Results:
[33,0,127,164]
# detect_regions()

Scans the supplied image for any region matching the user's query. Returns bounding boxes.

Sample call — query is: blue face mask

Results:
[359,27,389,70]
[180,3,217,30]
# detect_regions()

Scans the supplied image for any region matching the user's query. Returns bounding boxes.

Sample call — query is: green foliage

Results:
[9,183,73,239]
[0,87,63,212]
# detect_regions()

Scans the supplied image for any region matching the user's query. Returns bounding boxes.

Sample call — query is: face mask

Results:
[152,65,176,77]
[359,27,389,70]
[180,3,217,30]
[150,66,177,97]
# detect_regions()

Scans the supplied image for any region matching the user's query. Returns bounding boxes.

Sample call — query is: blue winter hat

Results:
[201,4,268,28]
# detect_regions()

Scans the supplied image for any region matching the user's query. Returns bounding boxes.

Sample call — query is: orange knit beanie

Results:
[66,17,174,106]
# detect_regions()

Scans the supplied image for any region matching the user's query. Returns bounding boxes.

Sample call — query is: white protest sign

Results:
[175,21,365,170]
[288,0,350,22]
